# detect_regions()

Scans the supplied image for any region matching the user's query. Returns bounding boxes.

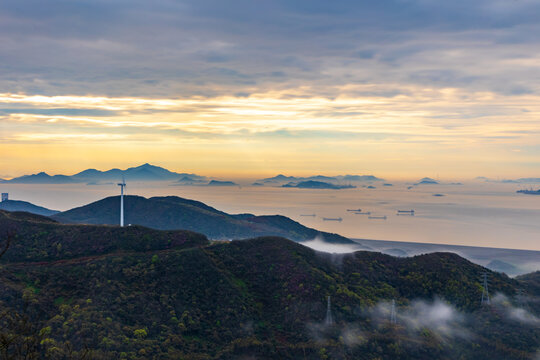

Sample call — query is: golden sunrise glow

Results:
[1,86,539,179]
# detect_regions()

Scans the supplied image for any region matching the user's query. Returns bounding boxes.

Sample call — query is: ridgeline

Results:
[0,210,538,359]
[51,195,353,244]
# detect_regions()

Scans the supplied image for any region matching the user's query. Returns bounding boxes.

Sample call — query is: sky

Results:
[1,0,539,179]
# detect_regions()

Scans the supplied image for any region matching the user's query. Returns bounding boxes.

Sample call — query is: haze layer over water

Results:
[2,181,538,251]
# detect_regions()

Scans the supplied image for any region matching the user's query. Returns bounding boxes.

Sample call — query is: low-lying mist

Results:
[370,298,470,341]
[306,294,539,350]
[300,236,367,254]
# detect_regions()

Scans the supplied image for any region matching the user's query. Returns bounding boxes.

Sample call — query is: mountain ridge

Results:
[258,173,384,184]
[2,163,206,184]
[0,214,537,359]
[51,195,354,244]
[0,199,59,216]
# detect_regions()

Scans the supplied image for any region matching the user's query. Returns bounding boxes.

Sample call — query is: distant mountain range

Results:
[477,177,540,184]
[1,163,207,184]
[358,238,539,276]
[0,199,59,216]
[2,165,386,187]
[51,195,353,244]
[257,174,383,184]
[282,180,356,189]
[508,178,540,183]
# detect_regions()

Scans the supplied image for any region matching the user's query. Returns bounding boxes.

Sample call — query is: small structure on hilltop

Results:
[117,179,126,227]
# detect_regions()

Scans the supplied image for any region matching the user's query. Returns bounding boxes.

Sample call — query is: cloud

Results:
[0,108,117,117]
[492,293,540,326]
[370,299,471,341]
[339,324,366,347]
[307,320,366,348]
[1,0,540,177]
[0,0,539,98]
[300,237,366,254]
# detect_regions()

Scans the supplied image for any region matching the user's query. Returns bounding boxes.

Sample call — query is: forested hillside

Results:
[51,195,352,244]
[0,211,538,359]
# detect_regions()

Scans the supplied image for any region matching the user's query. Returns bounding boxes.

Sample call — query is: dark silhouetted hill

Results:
[0,199,59,216]
[0,215,537,359]
[51,195,353,243]
[0,210,207,263]
[486,259,518,275]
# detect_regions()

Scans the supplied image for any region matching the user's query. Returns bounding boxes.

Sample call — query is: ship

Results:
[300,214,316,217]
[346,208,362,212]
[354,211,371,215]
[323,217,343,222]
[368,215,387,220]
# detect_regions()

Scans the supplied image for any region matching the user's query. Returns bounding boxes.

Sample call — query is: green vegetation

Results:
[0,210,538,359]
[51,195,352,243]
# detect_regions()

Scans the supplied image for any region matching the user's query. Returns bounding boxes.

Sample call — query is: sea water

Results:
[2,180,539,251]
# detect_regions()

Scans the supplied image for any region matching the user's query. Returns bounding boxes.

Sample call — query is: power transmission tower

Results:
[390,299,397,324]
[481,272,490,305]
[325,296,333,326]
[516,288,527,309]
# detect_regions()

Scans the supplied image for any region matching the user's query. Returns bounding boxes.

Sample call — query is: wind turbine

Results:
[118,177,126,227]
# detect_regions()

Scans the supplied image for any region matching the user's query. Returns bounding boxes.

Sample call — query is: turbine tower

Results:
[118,178,126,227]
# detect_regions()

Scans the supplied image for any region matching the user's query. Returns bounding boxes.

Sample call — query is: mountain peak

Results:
[52,195,353,244]
[7,164,205,183]
[0,199,59,216]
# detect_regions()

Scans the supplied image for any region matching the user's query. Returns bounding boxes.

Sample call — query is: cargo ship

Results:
[323,217,342,222]
[397,209,415,214]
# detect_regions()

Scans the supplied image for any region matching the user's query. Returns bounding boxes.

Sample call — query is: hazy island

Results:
[517,189,540,195]
[282,180,356,189]
[206,180,238,186]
